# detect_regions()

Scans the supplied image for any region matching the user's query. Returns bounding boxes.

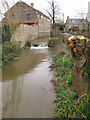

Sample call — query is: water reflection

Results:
[2,47,56,118]
[3,48,49,81]
[2,78,23,117]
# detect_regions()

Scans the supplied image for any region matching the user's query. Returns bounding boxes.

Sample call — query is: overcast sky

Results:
[0,0,90,22]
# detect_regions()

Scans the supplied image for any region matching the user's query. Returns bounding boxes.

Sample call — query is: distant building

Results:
[87,1,90,36]
[55,19,64,24]
[65,16,88,32]
[2,0,50,36]
[87,1,90,22]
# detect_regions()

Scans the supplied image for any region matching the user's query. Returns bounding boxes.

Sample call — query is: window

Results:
[20,6,22,11]
[72,20,74,23]
[40,15,41,19]
[27,14,31,19]
[11,15,15,19]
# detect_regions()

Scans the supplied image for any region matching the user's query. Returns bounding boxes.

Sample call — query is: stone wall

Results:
[38,15,50,37]
[11,24,38,47]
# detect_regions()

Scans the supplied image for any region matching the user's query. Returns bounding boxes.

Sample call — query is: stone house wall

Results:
[38,15,50,37]
[65,16,88,32]
[4,1,50,47]
[69,24,83,29]
[4,2,38,22]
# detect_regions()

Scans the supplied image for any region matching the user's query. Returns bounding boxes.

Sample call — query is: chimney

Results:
[31,3,34,8]
[67,16,69,24]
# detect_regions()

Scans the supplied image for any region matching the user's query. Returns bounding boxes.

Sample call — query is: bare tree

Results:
[46,0,61,24]
[1,0,18,23]
[75,10,87,24]
[76,10,87,19]
[75,10,90,37]
[2,0,10,11]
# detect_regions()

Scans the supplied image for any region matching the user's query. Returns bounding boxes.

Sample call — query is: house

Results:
[87,1,90,36]
[87,1,90,22]
[65,16,88,32]
[2,0,50,37]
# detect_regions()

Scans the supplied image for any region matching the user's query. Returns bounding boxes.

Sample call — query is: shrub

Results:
[2,44,19,66]
[52,23,65,31]
[2,24,11,43]
[48,38,58,47]
[25,40,31,47]
[2,23,20,43]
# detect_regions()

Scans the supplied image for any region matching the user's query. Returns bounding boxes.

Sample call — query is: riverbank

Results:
[49,35,89,119]
[2,44,26,67]
[1,36,50,67]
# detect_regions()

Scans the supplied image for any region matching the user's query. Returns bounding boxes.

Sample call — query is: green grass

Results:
[51,52,89,119]
[32,36,46,41]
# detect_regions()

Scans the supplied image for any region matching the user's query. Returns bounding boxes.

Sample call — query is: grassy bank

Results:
[49,37,89,119]
[32,36,47,41]
[2,44,26,67]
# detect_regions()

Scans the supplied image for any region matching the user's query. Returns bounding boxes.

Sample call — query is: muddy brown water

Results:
[2,43,56,118]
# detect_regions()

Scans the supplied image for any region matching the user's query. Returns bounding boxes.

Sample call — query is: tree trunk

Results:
[71,58,87,97]
[68,35,88,97]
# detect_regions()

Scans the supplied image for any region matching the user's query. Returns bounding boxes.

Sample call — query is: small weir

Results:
[2,40,56,118]
[31,43,48,49]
